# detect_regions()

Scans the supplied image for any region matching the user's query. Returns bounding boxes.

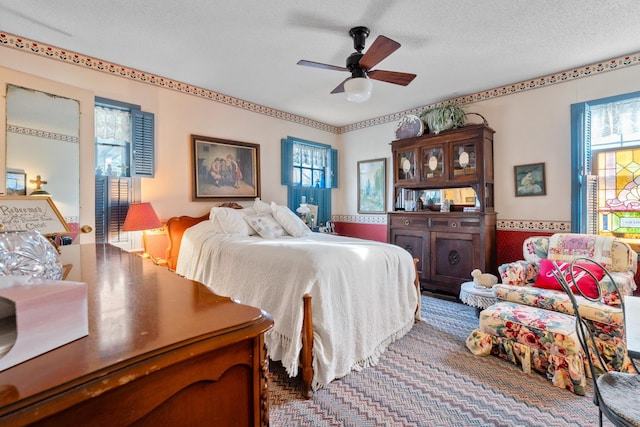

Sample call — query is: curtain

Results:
[590,98,640,138]
[95,106,131,142]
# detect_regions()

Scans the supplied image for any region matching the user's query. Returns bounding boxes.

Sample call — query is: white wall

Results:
[4,42,640,231]
[339,65,640,225]
[335,122,397,215]
[0,46,337,231]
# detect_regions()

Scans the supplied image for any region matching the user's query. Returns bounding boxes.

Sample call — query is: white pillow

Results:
[244,212,288,239]
[210,207,256,235]
[253,198,272,214]
[271,202,310,237]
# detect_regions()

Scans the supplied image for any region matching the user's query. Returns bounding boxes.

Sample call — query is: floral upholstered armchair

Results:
[466,233,638,395]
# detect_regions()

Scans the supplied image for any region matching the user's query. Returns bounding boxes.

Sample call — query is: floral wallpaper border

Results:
[2,30,640,135]
[7,124,79,144]
[332,214,387,224]
[496,219,570,232]
[0,31,339,134]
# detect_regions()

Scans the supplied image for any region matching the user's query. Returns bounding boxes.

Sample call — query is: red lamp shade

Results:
[122,203,162,232]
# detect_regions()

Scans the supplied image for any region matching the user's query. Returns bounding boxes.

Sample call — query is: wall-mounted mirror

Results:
[5,84,80,242]
[396,187,478,212]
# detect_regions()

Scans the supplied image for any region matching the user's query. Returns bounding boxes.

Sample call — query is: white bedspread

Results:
[176,221,418,390]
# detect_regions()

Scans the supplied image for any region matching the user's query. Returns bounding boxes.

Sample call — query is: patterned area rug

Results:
[268,295,604,427]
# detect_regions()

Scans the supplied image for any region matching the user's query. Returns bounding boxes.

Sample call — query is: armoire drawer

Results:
[389,215,430,228]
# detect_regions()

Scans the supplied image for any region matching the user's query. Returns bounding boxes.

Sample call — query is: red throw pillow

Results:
[534,259,604,298]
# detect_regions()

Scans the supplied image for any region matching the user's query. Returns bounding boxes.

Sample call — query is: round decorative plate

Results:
[402,158,411,173]
[428,155,438,171]
[395,114,425,140]
[459,151,470,168]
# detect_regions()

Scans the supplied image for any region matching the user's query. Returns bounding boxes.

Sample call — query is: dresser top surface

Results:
[0,244,272,412]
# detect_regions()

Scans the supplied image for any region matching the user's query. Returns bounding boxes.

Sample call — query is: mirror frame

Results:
[1,65,95,244]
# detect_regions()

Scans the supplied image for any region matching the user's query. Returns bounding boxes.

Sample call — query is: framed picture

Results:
[0,196,71,235]
[192,135,260,200]
[5,170,26,196]
[357,158,387,213]
[514,162,546,197]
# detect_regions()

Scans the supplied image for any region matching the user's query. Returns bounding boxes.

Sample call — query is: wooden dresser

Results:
[0,244,273,426]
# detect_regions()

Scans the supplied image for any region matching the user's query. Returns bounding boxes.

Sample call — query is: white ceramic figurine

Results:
[471,269,498,288]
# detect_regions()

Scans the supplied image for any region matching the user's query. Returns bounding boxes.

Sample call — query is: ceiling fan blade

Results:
[297,60,348,72]
[331,77,350,94]
[359,35,400,69]
[368,70,416,86]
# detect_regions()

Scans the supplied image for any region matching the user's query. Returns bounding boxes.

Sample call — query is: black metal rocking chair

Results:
[552,258,640,427]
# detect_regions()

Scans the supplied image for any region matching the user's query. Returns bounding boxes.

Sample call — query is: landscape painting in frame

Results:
[358,158,387,213]
[514,162,546,197]
[192,135,260,201]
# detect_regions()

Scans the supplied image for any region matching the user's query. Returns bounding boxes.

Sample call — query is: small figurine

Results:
[471,269,498,288]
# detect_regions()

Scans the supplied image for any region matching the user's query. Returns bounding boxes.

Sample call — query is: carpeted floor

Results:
[268,294,608,426]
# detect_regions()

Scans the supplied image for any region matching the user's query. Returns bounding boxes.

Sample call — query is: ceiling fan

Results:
[297,26,416,103]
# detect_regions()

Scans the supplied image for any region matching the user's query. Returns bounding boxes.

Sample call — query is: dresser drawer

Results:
[389,214,430,228]
[428,216,480,232]
[389,214,481,232]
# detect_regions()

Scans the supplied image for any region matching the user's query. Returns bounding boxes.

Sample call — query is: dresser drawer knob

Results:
[404,219,410,226]
[451,222,457,228]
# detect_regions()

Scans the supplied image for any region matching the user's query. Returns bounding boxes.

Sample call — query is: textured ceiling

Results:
[1,0,640,128]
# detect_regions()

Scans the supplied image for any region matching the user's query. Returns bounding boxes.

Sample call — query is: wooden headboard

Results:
[165,202,244,271]
[165,214,209,271]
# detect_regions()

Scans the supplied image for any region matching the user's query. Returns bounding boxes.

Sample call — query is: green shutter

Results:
[583,109,597,234]
[109,177,131,243]
[328,148,338,188]
[571,103,588,233]
[315,188,331,225]
[287,187,331,226]
[94,175,107,243]
[131,110,155,178]
[94,176,131,244]
[281,137,294,185]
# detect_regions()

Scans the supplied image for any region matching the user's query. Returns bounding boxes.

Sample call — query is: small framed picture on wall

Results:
[357,158,387,213]
[514,162,546,197]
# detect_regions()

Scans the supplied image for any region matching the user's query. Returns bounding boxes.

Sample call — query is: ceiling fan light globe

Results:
[344,77,373,103]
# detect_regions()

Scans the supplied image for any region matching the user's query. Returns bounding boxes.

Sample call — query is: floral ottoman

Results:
[466,301,586,395]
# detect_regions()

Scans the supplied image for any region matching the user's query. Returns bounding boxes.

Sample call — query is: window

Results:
[571,91,640,248]
[95,105,131,178]
[95,97,155,179]
[94,97,155,244]
[281,136,337,226]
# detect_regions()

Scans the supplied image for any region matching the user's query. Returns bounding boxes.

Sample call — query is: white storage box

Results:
[0,275,88,371]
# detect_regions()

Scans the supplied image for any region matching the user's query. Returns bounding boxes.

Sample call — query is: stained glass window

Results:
[596,148,640,238]
[572,91,640,248]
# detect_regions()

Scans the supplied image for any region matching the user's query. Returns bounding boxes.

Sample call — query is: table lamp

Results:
[122,202,162,262]
[296,201,311,228]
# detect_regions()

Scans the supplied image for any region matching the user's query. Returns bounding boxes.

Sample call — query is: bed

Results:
[166,202,420,398]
